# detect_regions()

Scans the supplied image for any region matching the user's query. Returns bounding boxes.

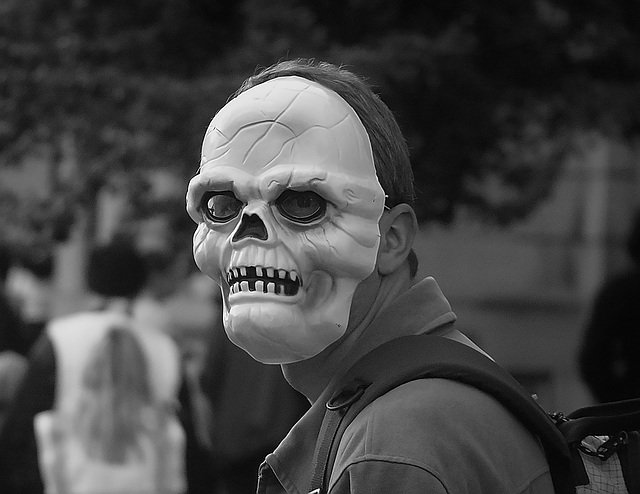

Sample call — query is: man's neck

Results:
[282,267,412,402]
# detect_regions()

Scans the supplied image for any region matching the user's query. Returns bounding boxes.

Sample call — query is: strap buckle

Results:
[326,383,368,411]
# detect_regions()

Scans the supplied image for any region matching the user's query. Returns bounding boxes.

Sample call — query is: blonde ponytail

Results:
[77,326,152,463]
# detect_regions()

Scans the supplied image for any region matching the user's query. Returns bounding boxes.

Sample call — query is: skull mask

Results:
[186,76,385,364]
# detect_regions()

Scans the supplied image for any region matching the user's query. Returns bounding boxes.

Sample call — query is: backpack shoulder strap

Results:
[309,334,574,494]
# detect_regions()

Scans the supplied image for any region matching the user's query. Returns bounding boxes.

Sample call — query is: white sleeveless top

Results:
[34,311,186,494]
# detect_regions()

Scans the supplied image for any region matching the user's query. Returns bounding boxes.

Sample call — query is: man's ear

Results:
[377,204,418,276]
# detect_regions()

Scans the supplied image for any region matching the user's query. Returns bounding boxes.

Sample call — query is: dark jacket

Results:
[257,278,553,493]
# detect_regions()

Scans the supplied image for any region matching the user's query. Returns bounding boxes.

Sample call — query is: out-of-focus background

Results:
[1,0,639,414]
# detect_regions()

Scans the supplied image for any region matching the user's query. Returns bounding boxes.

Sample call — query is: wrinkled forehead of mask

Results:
[196,75,378,185]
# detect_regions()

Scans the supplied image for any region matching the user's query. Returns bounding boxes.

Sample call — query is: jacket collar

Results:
[260,277,456,493]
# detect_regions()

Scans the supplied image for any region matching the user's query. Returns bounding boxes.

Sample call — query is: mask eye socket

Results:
[200,191,243,223]
[276,190,327,224]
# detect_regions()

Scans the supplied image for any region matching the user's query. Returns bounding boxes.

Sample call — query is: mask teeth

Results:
[227,265,302,296]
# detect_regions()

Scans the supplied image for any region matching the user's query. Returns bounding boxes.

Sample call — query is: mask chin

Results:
[224,276,359,364]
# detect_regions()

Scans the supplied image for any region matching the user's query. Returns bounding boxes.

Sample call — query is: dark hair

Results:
[87,240,148,298]
[234,59,419,277]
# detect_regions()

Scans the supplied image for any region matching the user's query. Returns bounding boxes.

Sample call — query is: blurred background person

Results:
[579,210,640,403]
[131,201,219,367]
[0,349,27,434]
[0,239,186,494]
[0,244,29,435]
[4,243,53,356]
[198,291,310,494]
[0,243,26,354]
[35,325,185,494]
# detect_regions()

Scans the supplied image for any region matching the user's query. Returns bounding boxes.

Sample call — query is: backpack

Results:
[309,334,640,494]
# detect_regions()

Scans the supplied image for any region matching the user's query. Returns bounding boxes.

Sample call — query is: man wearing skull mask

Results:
[186,60,553,493]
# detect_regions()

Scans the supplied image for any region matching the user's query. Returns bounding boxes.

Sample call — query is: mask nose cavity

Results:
[233,213,268,242]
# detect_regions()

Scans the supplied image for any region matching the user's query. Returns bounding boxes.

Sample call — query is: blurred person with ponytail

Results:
[0,239,187,494]
[36,325,184,494]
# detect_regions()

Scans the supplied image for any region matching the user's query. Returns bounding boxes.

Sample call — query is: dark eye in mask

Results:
[201,191,243,222]
[276,190,327,223]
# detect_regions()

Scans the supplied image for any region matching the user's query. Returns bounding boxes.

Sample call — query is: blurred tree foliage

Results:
[1,0,639,257]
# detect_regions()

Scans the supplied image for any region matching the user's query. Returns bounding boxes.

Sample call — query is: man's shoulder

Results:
[342,377,535,449]
[364,377,518,420]
[333,378,553,493]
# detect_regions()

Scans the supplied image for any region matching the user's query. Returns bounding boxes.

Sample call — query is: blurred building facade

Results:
[414,131,640,411]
